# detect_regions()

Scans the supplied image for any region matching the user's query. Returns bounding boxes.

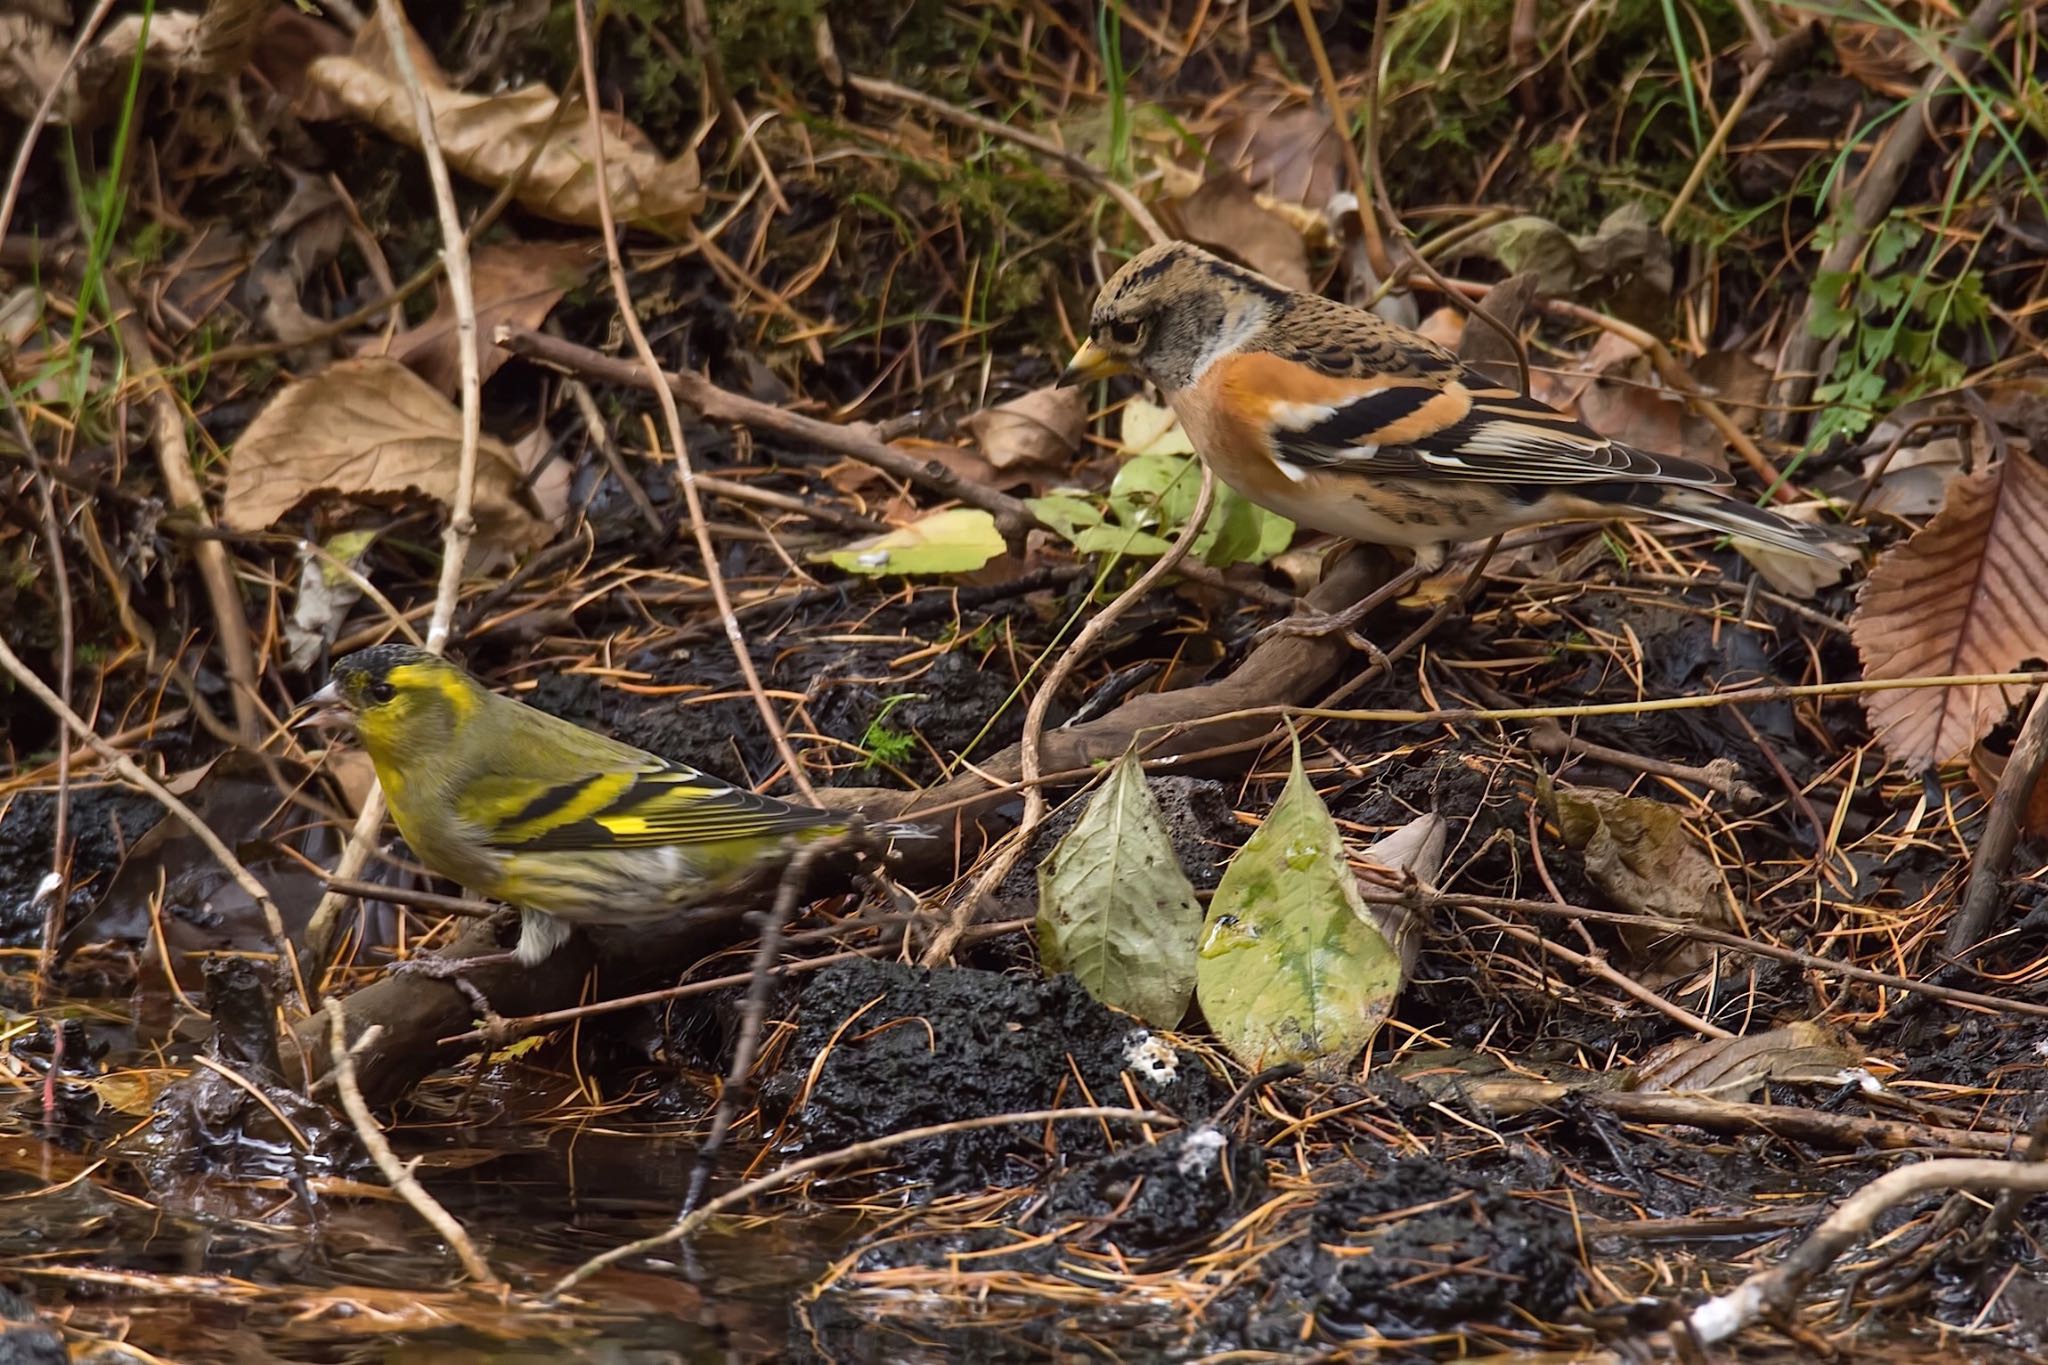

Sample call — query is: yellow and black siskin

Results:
[301,643,919,967]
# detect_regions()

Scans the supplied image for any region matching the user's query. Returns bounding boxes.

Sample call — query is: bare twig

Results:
[1401,888,2048,1021]
[846,74,1166,246]
[1690,1157,2048,1345]
[546,1106,1177,1299]
[919,467,1217,965]
[1,392,73,998]
[680,837,840,1215]
[1527,718,1764,808]
[305,0,488,974]
[573,0,816,805]
[1458,903,1732,1039]
[325,1010,500,1286]
[1947,682,2048,957]
[101,277,263,740]
[497,324,1038,538]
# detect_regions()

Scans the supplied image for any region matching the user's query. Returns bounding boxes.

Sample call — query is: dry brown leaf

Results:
[1208,101,1342,210]
[1859,435,1970,519]
[305,10,700,234]
[1851,453,2048,767]
[1626,1023,1860,1100]
[225,357,546,553]
[962,385,1085,471]
[1543,778,1739,985]
[379,239,594,393]
[1169,175,1310,291]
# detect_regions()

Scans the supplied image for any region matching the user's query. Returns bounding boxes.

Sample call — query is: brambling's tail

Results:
[1645,487,1864,562]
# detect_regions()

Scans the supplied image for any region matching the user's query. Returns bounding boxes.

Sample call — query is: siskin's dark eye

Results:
[368,679,397,704]
[1104,317,1145,347]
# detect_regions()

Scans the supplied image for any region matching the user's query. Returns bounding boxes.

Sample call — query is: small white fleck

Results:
[1273,458,1311,484]
[856,551,891,569]
[1176,1126,1227,1176]
[31,871,61,906]
[1123,1030,1179,1084]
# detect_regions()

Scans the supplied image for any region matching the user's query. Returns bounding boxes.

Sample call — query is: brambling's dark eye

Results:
[1105,318,1144,347]
[368,679,397,704]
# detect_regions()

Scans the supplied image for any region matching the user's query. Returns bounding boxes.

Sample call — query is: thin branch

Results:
[305,0,489,975]
[1947,681,2048,956]
[1689,1157,2048,1345]
[846,74,1166,246]
[574,0,817,804]
[919,466,1217,965]
[325,1011,500,1286]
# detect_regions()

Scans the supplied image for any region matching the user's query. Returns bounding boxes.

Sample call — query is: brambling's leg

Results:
[1253,547,1442,662]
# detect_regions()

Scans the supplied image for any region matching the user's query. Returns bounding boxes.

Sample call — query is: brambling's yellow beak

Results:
[1058,339,1128,388]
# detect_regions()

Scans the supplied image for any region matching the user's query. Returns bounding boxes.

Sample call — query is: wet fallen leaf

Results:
[963,385,1085,471]
[1169,174,1310,290]
[1037,749,1202,1027]
[1626,1023,1861,1100]
[306,9,701,233]
[224,357,548,554]
[1543,778,1739,984]
[1197,736,1404,1078]
[380,239,594,394]
[1851,452,2048,766]
[813,507,1006,577]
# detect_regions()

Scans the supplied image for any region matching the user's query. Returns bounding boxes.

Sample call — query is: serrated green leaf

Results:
[1037,753,1201,1026]
[811,508,1005,577]
[1196,735,1404,1077]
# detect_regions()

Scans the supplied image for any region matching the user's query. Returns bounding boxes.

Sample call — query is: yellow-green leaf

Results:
[812,508,1005,577]
[1197,735,1403,1077]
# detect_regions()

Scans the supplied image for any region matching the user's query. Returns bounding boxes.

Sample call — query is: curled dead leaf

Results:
[963,385,1085,471]
[1208,100,1343,210]
[1543,778,1739,985]
[1167,174,1310,291]
[1851,452,2048,766]
[306,10,700,234]
[225,357,548,555]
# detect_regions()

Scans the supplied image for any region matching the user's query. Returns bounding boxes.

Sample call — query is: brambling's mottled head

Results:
[1060,241,1288,394]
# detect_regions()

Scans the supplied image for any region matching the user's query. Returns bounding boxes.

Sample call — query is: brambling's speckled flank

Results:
[1060,241,1851,570]
[302,644,922,969]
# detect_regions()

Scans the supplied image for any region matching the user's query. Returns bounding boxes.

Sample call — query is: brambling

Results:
[1059,241,1850,576]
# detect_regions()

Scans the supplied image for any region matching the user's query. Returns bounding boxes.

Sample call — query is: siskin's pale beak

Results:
[1058,338,1128,388]
[293,680,353,731]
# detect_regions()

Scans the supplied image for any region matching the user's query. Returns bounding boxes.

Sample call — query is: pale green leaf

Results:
[1025,494,1105,541]
[812,508,1005,577]
[1037,753,1201,1026]
[1197,735,1403,1077]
